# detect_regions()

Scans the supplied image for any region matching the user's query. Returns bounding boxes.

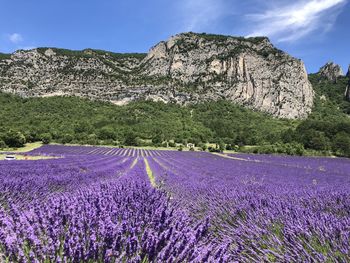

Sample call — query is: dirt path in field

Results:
[144,158,157,187]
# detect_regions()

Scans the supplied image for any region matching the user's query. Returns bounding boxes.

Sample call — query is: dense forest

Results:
[0,74,349,157]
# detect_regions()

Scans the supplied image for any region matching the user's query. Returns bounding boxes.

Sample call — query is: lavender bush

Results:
[1,145,349,262]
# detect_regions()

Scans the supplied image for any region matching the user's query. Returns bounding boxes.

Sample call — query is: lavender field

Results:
[0,145,350,262]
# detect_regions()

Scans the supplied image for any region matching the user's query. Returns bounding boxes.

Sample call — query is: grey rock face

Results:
[346,74,350,102]
[345,65,350,102]
[0,33,314,119]
[318,62,344,83]
[346,85,350,102]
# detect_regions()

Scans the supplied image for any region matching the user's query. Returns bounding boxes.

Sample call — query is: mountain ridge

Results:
[0,32,314,119]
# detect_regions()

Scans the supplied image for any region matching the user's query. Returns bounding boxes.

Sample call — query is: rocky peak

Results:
[318,62,344,83]
[0,32,314,119]
[346,65,350,78]
[142,32,313,118]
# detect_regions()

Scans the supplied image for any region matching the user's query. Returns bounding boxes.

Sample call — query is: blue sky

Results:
[1,0,349,73]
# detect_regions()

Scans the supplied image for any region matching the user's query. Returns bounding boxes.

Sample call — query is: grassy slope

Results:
[0,142,43,153]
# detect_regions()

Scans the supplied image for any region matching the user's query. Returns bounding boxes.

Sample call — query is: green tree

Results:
[124,132,138,146]
[303,130,331,151]
[152,131,164,145]
[4,130,26,148]
[332,132,350,157]
[86,134,99,145]
[41,133,52,144]
[61,134,74,144]
[0,140,7,149]
[198,142,207,151]
[97,127,116,140]
[218,140,225,153]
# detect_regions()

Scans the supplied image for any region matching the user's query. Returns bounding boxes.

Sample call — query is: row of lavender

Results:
[0,147,229,262]
[147,151,350,262]
[29,144,171,157]
[2,144,350,262]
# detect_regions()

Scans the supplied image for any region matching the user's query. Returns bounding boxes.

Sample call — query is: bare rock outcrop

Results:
[0,32,315,119]
[344,65,350,102]
[318,62,344,83]
[141,33,313,118]
[345,85,350,102]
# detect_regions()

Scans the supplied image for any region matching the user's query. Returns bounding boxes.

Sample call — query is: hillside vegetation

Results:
[0,75,349,157]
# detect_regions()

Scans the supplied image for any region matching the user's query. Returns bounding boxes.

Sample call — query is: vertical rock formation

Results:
[318,62,344,83]
[141,33,314,119]
[345,85,350,102]
[346,65,350,102]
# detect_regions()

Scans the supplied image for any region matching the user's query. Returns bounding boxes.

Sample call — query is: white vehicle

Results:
[5,155,16,160]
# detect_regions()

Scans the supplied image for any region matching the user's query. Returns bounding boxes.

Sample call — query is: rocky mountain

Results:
[346,85,350,102]
[0,32,314,119]
[318,62,344,83]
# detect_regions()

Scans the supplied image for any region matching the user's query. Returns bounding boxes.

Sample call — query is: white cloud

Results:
[8,33,23,44]
[180,0,227,31]
[246,0,348,42]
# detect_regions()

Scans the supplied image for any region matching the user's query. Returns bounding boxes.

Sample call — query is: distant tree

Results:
[97,127,116,140]
[218,140,225,153]
[60,133,74,144]
[41,133,52,144]
[168,141,176,147]
[281,128,296,143]
[198,142,207,151]
[303,130,331,151]
[74,121,93,134]
[0,140,7,149]
[124,132,138,146]
[4,130,26,148]
[152,131,164,145]
[333,132,350,157]
[86,134,99,145]
[225,144,234,151]
[23,132,35,143]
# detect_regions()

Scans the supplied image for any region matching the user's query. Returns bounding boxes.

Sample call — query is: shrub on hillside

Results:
[4,130,26,148]
[61,134,74,144]
[0,140,7,149]
[198,142,207,151]
[332,132,350,157]
[41,133,52,144]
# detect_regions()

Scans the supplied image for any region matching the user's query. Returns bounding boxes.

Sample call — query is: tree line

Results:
[0,74,349,157]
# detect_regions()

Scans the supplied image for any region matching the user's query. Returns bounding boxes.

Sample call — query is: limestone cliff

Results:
[318,62,344,83]
[0,32,314,119]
